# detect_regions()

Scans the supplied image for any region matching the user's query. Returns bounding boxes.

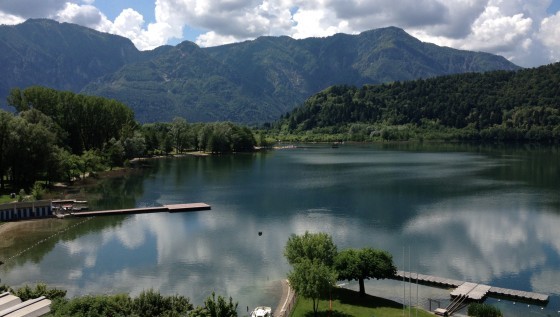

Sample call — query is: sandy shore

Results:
[0,221,28,237]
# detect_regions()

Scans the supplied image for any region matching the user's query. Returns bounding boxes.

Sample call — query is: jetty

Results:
[72,203,211,217]
[394,271,549,303]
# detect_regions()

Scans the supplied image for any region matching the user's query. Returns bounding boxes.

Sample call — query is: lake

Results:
[1,143,559,316]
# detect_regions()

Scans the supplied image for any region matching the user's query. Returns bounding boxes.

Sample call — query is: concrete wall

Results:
[0,200,53,222]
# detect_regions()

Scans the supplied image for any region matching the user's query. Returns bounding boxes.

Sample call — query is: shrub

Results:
[467,303,502,317]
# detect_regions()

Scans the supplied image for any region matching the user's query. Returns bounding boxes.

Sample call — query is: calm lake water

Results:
[1,143,559,316]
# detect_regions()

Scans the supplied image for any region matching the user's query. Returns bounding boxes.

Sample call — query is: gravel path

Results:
[273,280,296,317]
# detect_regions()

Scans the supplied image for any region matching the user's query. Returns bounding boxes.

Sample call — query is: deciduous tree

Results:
[287,259,337,317]
[335,248,396,296]
[284,231,337,267]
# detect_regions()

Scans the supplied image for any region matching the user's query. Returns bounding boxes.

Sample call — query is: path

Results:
[274,280,296,317]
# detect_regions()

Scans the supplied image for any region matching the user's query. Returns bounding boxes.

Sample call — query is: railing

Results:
[276,292,297,317]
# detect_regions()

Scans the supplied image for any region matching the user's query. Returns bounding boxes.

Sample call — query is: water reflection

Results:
[1,144,559,316]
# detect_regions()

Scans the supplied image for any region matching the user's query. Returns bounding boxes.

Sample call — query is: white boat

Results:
[251,306,272,317]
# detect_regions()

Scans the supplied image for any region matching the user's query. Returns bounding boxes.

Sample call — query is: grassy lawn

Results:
[290,287,433,317]
[0,194,15,204]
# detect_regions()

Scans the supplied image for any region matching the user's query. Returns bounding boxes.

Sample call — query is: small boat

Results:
[251,306,272,317]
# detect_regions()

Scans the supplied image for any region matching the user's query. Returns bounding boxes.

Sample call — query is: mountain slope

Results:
[0,20,520,123]
[85,26,520,123]
[0,19,143,104]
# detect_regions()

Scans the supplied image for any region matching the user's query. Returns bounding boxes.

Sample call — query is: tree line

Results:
[0,284,238,317]
[0,86,257,193]
[271,63,560,142]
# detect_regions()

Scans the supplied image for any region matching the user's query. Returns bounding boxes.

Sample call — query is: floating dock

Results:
[72,203,211,217]
[394,271,549,303]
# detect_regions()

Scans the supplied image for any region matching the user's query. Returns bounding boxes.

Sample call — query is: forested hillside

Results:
[274,63,560,142]
[0,19,519,124]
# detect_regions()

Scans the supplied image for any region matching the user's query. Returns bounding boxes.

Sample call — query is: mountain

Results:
[84,27,520,123]
[276,63,560,142]
[0,19,145,103]
[0,19,520,123]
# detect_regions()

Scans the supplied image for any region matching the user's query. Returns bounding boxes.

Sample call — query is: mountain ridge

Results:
[0,19,520,123]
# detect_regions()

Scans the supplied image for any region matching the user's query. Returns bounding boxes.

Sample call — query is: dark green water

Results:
[1,143,559,316]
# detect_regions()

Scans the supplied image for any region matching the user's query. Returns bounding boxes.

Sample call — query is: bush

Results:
[467,303,502,317]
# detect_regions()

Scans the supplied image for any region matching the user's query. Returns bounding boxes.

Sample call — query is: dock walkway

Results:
[394,271,548,303]
[72,203,211,217]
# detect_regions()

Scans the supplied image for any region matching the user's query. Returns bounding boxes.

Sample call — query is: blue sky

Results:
[0,0,559,67]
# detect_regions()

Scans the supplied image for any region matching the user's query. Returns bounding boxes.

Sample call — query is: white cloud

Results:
[539,11,560,62]
[461,5,533,53]
[56,2,110,29]
[0,10,24,25]
[195,31,239,48]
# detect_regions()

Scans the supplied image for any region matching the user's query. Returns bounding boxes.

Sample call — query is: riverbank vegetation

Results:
[0,283,237,317]
[0,87,257,196]
[268,63,560,143]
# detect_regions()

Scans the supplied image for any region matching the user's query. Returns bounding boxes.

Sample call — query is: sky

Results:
[0,0,559,67]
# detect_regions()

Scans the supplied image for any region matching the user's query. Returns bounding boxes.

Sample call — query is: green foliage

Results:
[2,284,240,317]
[31,182,45,200]
[0,86,137,190]
[8,86,136,154]
[274,63,560,143]
[284,231,338,267]
[288,259,338,317]
[51,294,134,317]
[335,248,397,296]
[285,232,339,317]
[132,289,193,317]
[189,292,238,317]
[467,303,503,317]
[13,283,67,301]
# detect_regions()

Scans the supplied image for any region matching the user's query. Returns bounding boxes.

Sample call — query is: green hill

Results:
[275,63,560,142]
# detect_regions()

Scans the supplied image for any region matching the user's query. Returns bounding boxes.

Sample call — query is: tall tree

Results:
[169,117,190,153]
[287,259,337,317]
[335,248,396,296]
[0,111,13,190]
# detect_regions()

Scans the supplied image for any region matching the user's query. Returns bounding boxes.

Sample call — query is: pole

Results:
[403,247,405,317]
[408,246,412,317]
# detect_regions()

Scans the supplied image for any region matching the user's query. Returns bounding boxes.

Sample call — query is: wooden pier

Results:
[72,203,211,217]
[394,271,549,303]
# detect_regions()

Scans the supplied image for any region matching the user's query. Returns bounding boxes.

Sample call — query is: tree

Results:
[14,283,67,301]
[132,289,193,317]
[81,149,106,178]
[335,248,396,296]
[0,111,14,190]
[169,117,190,153]
[287,259,337,317]
[123,131,147,159]
[189,292,238,317]
[284,231,337,267]
[104,138,125,169]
